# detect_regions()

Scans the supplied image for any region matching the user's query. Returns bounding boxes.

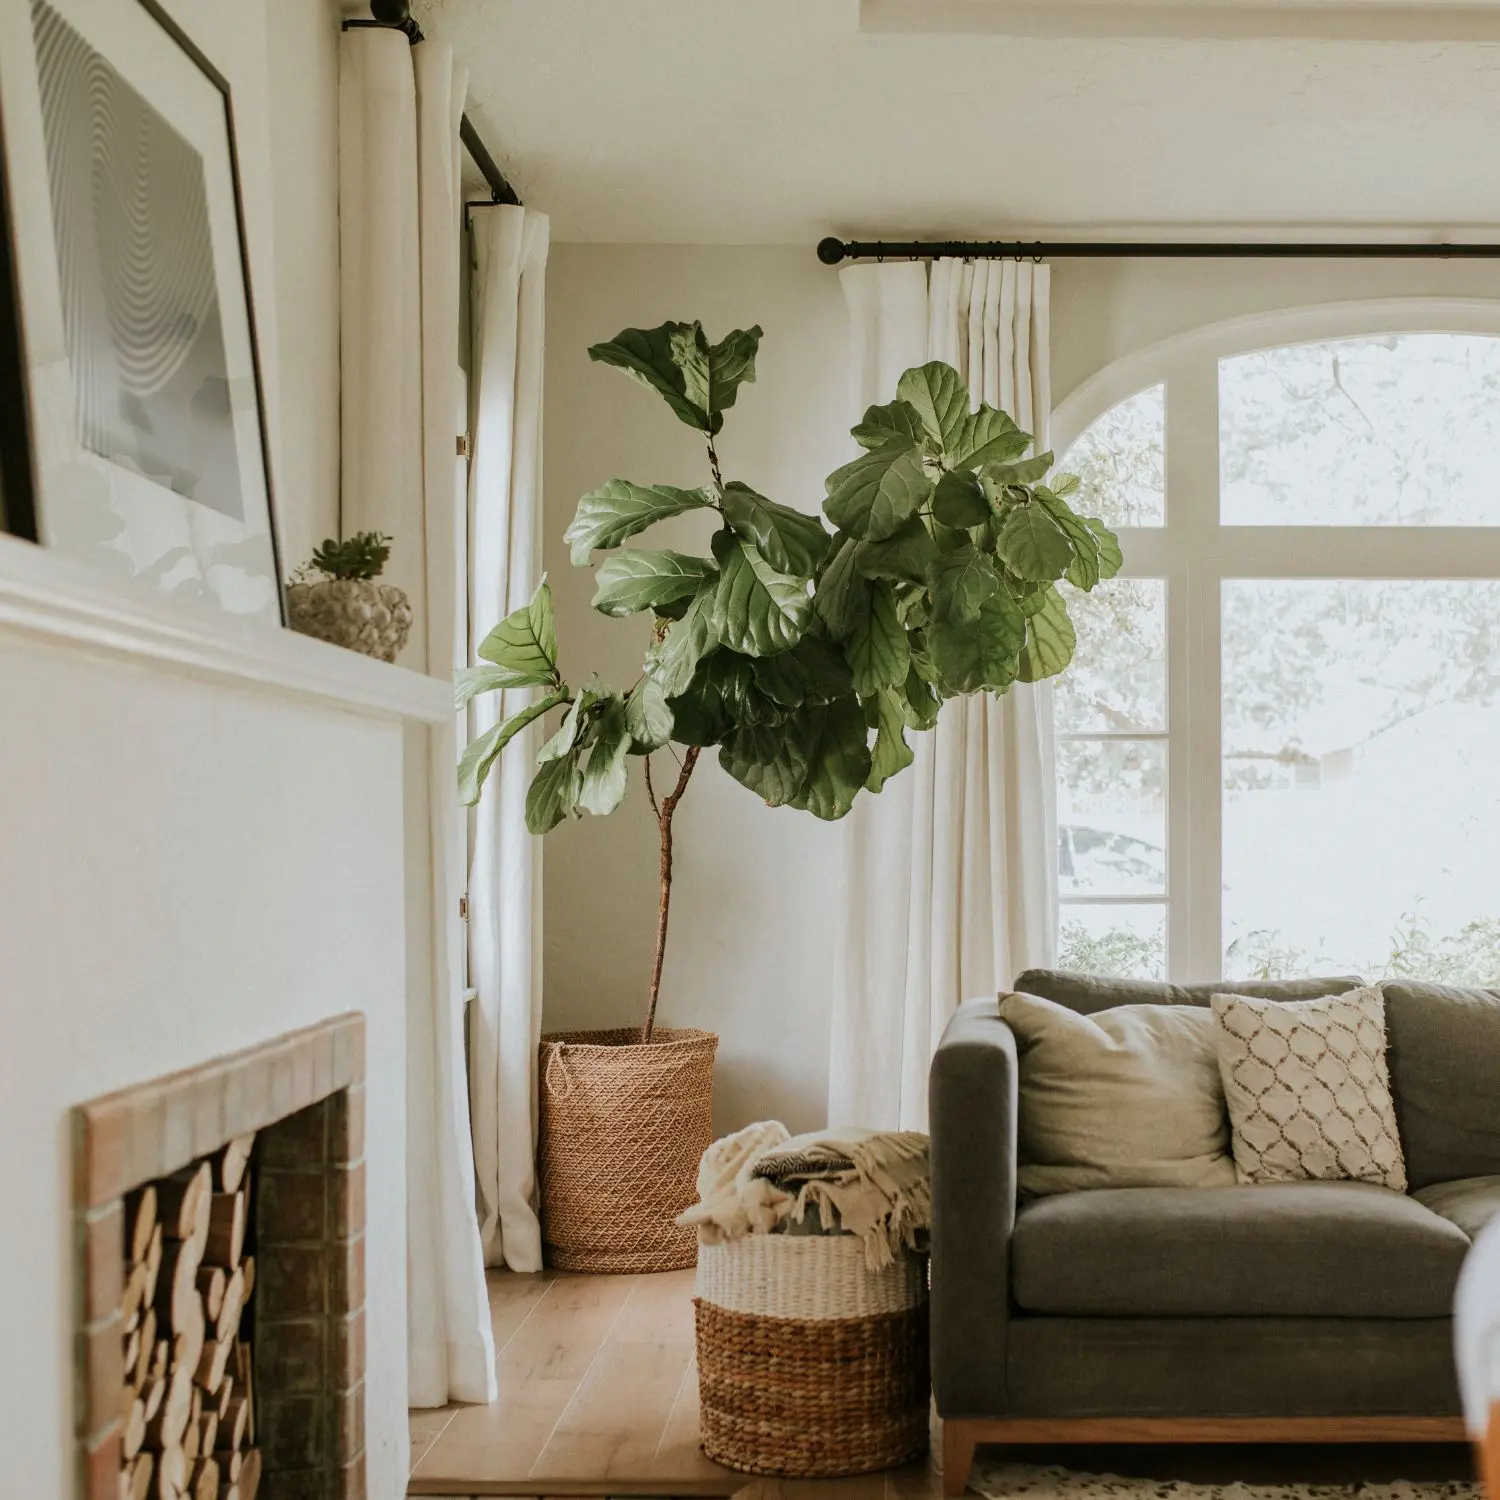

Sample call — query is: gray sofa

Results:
[929,971,1500,1495]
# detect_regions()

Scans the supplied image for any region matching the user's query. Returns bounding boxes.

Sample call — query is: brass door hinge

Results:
[459,894,470,921]
[457,433,471,458]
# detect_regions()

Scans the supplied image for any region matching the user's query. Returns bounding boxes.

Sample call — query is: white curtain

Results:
[829,259,1059,1131]
[339,27,497,1407]
[465,205,550,1272]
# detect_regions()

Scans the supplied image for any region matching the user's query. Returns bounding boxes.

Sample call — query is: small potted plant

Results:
[461,321,1121,1272]
[286,531,413,663]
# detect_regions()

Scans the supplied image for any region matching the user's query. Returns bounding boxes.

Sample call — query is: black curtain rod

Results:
[343,7,521,207]
[817,236,1500,265]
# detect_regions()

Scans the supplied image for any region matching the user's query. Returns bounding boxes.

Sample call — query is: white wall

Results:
[541,246,852,1133]
[0,3,420,1495]
[540,243,1500,1138]
[1050,255,1500,410]
[0,642,411,1498]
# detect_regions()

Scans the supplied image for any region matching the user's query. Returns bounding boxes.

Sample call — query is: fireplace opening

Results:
[74,1015,366,1500]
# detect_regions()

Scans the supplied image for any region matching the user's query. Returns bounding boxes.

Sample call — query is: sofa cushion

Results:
[999,990,1236,1196]
[1010,1181,1469,1318]
[1212,986,1406,1192]
[1413,1176,1500,1240]
[1383,982,1500,1190]
[1013,969,1365,1018]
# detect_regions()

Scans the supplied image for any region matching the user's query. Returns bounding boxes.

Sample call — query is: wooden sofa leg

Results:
[942,1420,979,1497]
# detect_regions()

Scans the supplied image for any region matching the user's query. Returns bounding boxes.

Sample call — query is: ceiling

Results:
[412,0,1500,245]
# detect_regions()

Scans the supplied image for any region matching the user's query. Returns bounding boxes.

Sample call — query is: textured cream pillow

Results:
[999,990,1237,1197]
[1211,986,1406,1192]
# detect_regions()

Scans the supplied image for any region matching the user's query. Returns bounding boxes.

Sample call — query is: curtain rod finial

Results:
[370,0,410,24]
[816,237,846,266]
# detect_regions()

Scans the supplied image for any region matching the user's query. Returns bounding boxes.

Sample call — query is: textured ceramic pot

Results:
[286,579,413,664]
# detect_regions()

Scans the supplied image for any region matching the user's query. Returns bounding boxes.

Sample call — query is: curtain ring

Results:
[1033,242,1044,264]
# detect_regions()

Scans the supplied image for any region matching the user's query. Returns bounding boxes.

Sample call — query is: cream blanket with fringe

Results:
[676,1121,930,1269]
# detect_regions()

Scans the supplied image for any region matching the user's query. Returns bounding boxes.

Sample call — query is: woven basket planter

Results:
[538,1027,716,1273]
[694,1234,930,1477]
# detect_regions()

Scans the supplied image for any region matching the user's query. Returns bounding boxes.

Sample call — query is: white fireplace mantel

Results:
[0,534,451,724]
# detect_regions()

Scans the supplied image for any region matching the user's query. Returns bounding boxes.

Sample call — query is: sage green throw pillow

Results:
[999,990,1237,1197]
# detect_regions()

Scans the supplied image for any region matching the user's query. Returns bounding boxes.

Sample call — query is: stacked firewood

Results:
[117,1134,262,1500]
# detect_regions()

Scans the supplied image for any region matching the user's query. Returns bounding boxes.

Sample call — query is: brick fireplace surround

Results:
[73,1013,367,1500]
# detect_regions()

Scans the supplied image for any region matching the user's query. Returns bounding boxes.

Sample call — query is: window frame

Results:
[1052,297,1500,980]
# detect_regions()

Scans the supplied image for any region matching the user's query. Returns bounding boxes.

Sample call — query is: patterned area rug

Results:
[971,1464,1481,1500]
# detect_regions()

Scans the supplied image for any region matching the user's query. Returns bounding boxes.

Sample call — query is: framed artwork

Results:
[0,0,283,623]
[0,97,38,543]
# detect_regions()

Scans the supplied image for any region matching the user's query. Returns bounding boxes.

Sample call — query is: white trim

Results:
[861,0,1500,43]
[0,535,452,724]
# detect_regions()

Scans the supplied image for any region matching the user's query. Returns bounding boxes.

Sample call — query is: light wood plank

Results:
[487,1268,555,1355]
[415,1273,639,1485]
[531,1272,698,1480]
[409,1404,461,1471]
[655,1357,737,1485]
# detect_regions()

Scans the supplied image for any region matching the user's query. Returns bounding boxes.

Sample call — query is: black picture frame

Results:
[0,100,37,544]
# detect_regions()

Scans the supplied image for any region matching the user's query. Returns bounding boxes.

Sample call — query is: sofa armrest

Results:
[929,996,1018,1418]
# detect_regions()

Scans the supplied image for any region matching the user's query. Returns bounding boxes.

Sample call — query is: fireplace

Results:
[73,1014,367,1500]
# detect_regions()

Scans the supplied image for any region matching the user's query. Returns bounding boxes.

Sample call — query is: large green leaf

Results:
[928,544,1000,623]
[578,699,632,815]
[476,579,558,679]
[899,663,942,730]
[897,362,969,455]
[866,687,915,793]
[753,632,854,709]
[564,480,713,566]
[525,750,584,834]
[669,324,763,431]
[851,399,926,452]
[644,588,719,697]
[1088,517,1123,579]
[721,482,830,578]
[457,688,569,805]
[855,515,938,585]
[984,452,1054,487]
[928,591,1026,694]
[710,531,811,657]
[844,579,909,697]
[623,676,673,753]
[951,405,1031,468]
[719,698,871,821]
[823,445,932,542]
[455,662,540,710]
[813,536,862,638]
[931,469,990,528]
[668,651,783,747]
[1032,491,1102,590]
[1017,586,1077,682]
[537,680,604,763]
[590,549,716,617]
[996,504,1073,583]
[587,322,712,431]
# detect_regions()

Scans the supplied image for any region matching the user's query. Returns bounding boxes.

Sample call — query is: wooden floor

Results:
[406,1266,941,1498]
[406,1268,1474,1500]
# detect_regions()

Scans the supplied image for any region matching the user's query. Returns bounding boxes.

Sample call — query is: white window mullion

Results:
[1164,358,1223,980]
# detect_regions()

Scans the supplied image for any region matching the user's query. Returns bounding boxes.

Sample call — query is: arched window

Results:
[1052,308,1500,984]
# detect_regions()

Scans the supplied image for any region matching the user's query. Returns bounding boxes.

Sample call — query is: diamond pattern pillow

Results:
[1211,986,1407,1191]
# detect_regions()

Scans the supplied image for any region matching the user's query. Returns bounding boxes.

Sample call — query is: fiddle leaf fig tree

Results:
[460,320,1121,1041]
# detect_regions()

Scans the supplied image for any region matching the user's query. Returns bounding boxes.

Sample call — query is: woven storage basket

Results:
[694,1233,930,1477]
[538,1027,716,1273]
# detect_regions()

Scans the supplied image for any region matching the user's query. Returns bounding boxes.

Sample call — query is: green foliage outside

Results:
[459,320,1121,1037]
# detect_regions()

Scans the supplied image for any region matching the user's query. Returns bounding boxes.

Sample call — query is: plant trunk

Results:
[642,747,700,1043]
